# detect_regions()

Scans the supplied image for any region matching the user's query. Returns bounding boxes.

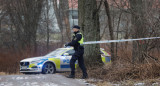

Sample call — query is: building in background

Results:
[68,0,78,28]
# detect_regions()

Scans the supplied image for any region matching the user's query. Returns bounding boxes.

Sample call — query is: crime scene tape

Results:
[83,37,160,45]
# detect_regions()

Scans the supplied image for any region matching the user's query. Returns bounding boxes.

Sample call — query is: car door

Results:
[61,49,75,71]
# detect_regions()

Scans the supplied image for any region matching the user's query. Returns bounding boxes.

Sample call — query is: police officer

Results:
[65,25,88,79]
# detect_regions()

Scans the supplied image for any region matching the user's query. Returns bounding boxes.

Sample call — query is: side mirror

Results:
[63,53,69,56]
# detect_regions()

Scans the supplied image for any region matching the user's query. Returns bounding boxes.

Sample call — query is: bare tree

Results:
[52,0,71,44]
[61,0,71,41]
[4,0,44,54]
[79,0,103,66]
[104,0,115,61]
[129,0,148,63]
[44,0,51,52]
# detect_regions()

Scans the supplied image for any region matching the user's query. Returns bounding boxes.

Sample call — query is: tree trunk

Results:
[46,0,50,52]
[6,0,43,54]
[129,0,148,63]
[61,0,71,41]
[78,0,103,67]
[0,20,2,46]
[116,12,122,59]
[104,0,115,61]
[0,20,1,33]
[78,0,85,32]
[53,0,65,44]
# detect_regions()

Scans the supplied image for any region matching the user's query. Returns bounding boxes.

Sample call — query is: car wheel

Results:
[42,63,55,74]
[22,72,32,74]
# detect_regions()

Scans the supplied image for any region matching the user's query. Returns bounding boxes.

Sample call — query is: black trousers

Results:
[70,49,87,76]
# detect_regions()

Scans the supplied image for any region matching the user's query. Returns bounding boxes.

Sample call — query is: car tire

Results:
[22,72,35,75]
[22,72,31,74]
[42,62,55,74]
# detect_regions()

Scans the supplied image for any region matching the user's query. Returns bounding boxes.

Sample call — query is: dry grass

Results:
[86,46,160,83]
[103,62,160,81]
[0,50,24,74]
[0,72,7,75]
[96,82,113,86]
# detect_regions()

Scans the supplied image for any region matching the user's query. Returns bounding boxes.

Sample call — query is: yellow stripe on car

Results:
[29,64,36,68]
[48,58,61,69]
[101,56,106,63]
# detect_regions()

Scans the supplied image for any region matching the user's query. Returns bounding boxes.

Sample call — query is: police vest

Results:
[73,32,84,44]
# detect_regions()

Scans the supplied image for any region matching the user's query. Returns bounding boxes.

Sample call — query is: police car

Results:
[20,47,111,74]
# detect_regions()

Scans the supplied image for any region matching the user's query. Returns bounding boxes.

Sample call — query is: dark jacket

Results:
[67,31,84,51]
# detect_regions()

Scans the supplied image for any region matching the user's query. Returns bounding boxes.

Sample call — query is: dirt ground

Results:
[0,74,94,86]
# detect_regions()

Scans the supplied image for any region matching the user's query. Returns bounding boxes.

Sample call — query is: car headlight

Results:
[30,60,42,64]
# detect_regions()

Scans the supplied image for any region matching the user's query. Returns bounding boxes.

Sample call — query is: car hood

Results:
[20,56,57,62]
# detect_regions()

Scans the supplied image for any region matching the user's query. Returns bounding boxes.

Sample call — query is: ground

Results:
[0,74,94,86]
[1,73,160,86]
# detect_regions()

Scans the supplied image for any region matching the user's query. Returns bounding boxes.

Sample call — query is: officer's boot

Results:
[67,74,75,78]
[67,71,75,78]
[81,73,88,79]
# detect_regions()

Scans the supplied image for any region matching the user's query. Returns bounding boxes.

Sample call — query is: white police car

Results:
[20,47,111,74]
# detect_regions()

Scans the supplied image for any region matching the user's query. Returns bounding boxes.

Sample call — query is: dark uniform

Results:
[66,30,88,78]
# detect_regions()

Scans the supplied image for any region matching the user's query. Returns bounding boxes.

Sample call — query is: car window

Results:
[100,50,104,54]
[65,49,75,56]
[46,48,68,56]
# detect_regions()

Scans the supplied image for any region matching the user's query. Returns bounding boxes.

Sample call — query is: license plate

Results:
[21,66,28,69]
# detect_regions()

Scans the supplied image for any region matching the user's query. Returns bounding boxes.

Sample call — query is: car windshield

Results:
[45,48,68,56]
